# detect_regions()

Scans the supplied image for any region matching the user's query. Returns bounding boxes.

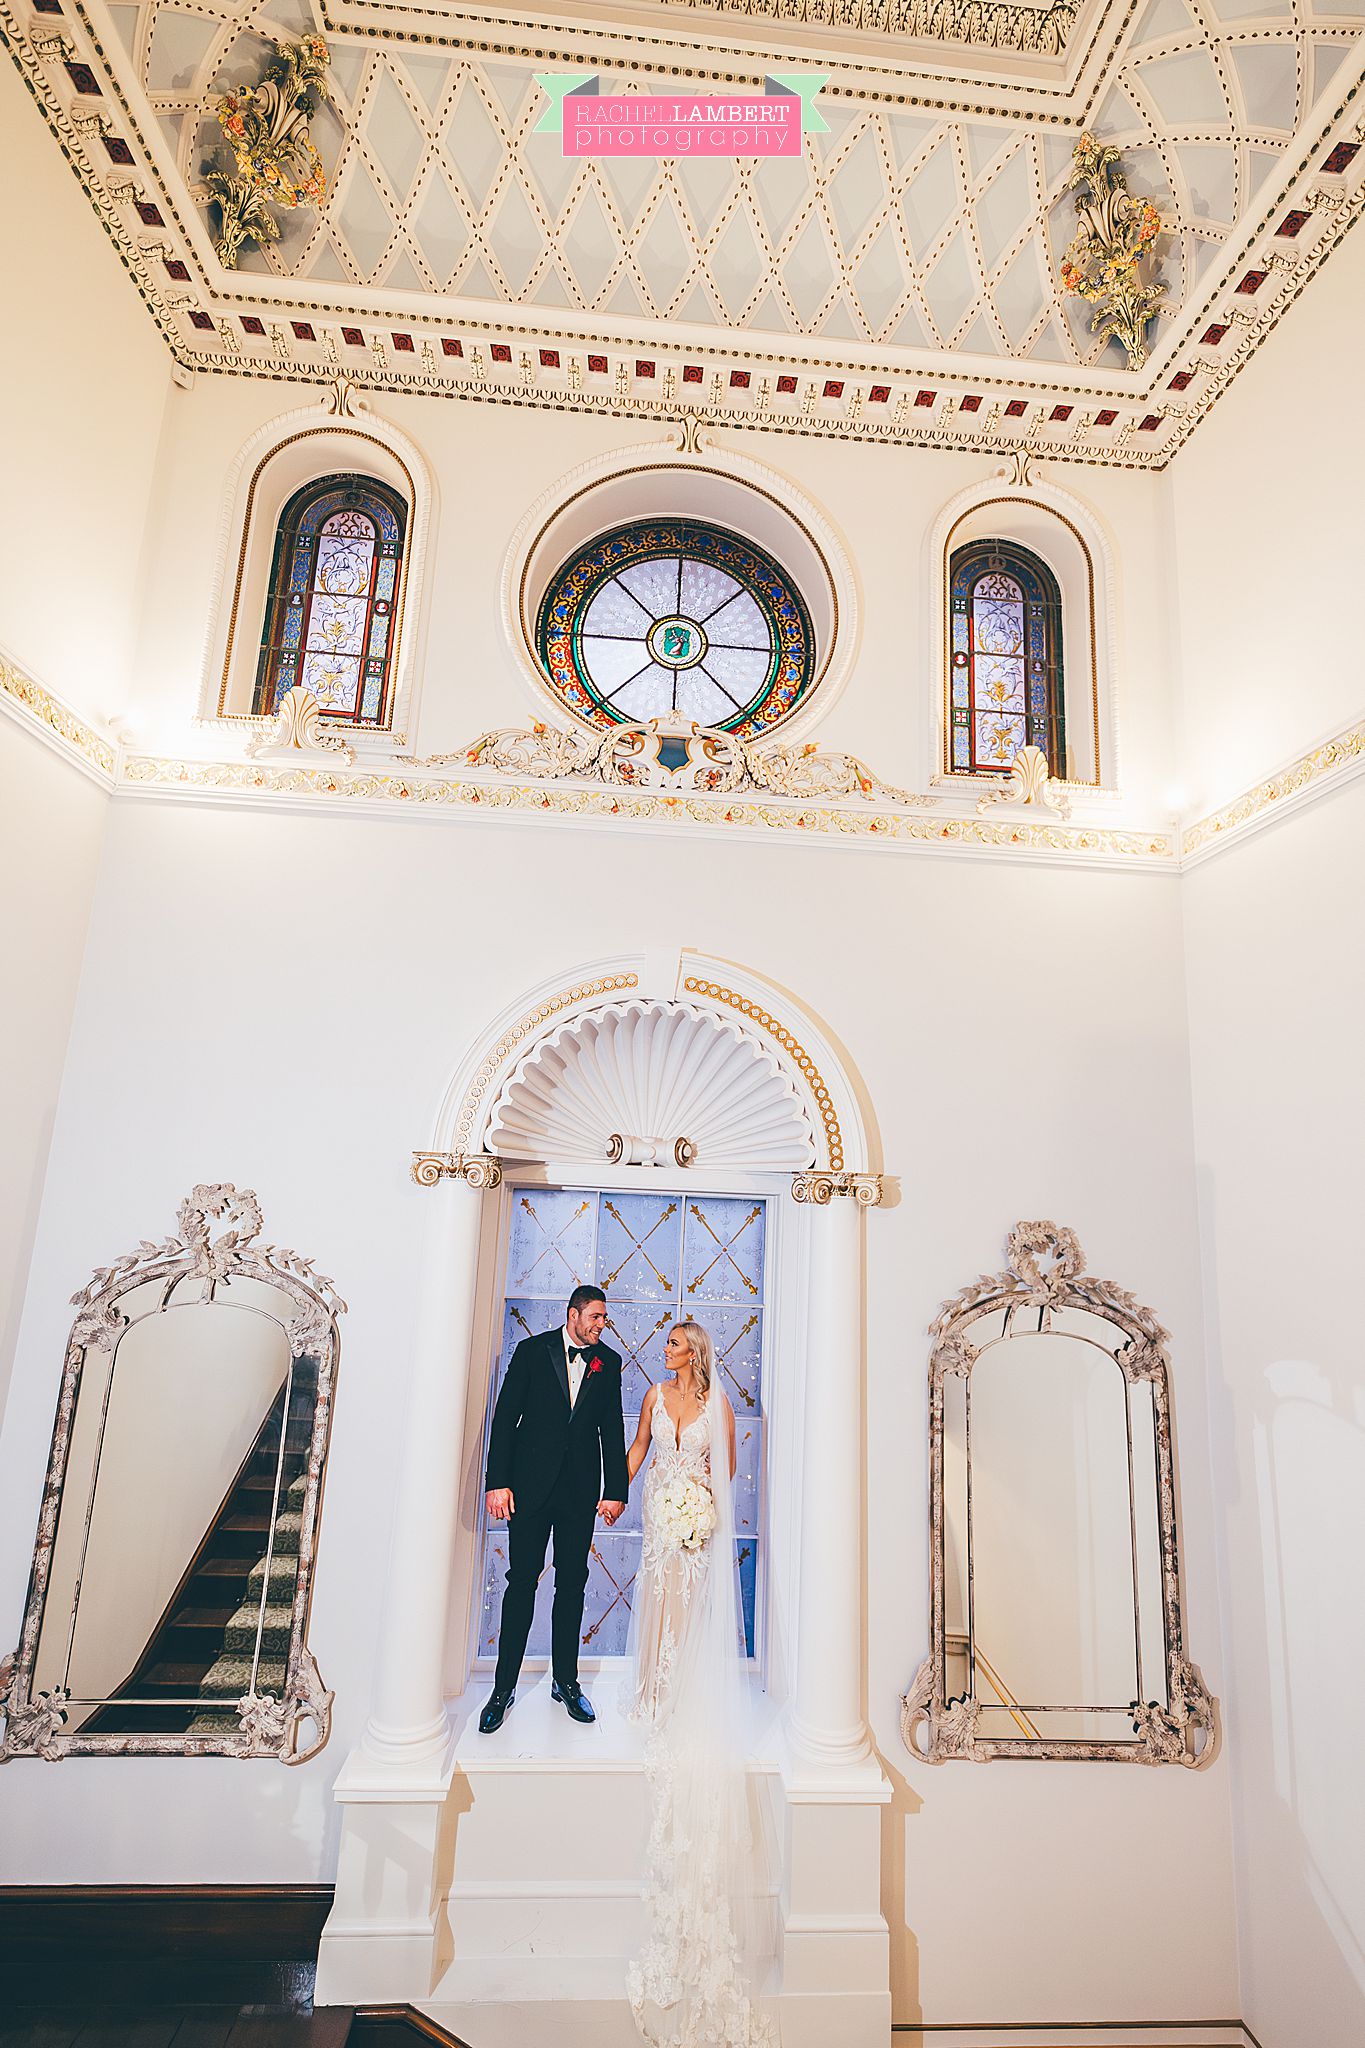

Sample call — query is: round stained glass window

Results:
[536,519,816,737]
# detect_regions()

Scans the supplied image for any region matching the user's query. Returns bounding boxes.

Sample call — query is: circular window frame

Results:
[535,516,817,738]
[502,443,857,745]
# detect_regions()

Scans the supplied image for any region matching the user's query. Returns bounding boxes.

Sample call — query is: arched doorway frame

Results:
[434,948,878,1710]
[318,949,891,2030]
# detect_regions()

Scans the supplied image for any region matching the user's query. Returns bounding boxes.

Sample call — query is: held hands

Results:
[485,1487,515,1521]
[597,1499,626,1526]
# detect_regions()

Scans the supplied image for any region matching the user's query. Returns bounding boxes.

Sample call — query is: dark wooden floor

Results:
[0,2008,355,2048]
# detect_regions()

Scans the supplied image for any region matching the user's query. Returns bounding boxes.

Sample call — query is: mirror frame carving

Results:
[0,1185,344,1764]
[901,1220,1216,1768]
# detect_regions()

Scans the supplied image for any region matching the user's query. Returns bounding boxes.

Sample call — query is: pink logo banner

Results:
[567,94,800,158]
[535,73,828,159]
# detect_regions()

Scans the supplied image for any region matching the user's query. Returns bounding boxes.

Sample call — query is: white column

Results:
[789,1173,878,1770]
[361,1152,497,1766]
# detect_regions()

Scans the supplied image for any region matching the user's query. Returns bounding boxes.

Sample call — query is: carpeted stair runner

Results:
[187,1470,307,1728]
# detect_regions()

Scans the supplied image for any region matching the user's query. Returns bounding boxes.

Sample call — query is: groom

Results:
[479,1284,628,1733]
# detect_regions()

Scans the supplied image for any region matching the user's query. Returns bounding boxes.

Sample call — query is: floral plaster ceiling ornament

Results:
[202,37,333,269]
[1060,136,1166,371]
[417,712,931,804]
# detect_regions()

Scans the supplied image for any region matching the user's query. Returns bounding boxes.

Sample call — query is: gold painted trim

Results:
[1182,714,1365,858]
[515,463,840,733]
[453,973,641,1151]
[0,654,116,779]
[119,752,1174,860]
[215,427,416,726]
[941,499,1101,788]
[685,978,844,1171]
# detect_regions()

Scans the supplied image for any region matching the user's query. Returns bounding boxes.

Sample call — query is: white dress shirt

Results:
[563,1326,588,1407]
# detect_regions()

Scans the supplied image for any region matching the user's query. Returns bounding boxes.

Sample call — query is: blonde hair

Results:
[670,1319,714,1400]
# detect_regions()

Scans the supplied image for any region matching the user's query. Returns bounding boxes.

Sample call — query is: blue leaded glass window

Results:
[477,1187,769,1662]
[536,519,815,737]
[253,474,407,726]
[949,540,1065,776]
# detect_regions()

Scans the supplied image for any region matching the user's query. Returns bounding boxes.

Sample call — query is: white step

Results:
[436,1670,781,1997]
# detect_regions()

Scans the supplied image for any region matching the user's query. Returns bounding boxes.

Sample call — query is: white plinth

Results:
[318,1663,891,2044]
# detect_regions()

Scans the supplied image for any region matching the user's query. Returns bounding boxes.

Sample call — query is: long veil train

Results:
[625,1384,775,2048]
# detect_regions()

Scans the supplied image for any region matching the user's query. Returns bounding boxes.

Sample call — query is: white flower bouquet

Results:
[653,1472,717,1553]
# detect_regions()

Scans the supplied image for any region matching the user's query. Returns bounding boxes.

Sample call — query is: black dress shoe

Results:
[551,1679,596,1724]
[478,1688,515,1734]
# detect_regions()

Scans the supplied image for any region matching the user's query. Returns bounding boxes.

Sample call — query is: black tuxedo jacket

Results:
[485,1326,629,1517]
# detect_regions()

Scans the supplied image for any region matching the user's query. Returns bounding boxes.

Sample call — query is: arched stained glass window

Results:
[253,474,407,726]
[536,519,816,738]
[949,540,1065,776]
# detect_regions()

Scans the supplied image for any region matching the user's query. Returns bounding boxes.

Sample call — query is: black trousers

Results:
[492,1473,596,1693]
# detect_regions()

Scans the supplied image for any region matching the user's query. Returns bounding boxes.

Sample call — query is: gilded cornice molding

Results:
[119,751,1174,864]
[650,0,1078,57]
[1181,715,1365,863]
[0,652,116,784]
[9,647,1360,869]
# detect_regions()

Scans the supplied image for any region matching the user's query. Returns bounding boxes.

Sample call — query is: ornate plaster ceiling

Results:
[6,0,1365,464]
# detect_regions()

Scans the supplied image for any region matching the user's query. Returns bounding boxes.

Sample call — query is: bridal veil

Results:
[626,1385,775,2047]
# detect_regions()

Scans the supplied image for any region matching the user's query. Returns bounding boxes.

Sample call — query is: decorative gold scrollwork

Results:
[410,1151,505,1190]
[791,1171,884,1206]
[1059,135,1167,371]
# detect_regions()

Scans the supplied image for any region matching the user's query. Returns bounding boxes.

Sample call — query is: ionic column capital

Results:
[411,1150,504,1190]
[791,1170,884,1208]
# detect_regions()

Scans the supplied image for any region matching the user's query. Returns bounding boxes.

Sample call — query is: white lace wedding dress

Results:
[625,1387,775,2048]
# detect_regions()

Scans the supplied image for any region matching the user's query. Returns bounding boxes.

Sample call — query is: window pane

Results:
[583,580,653,638]
[973,598,1024,656]
[479,1190,769,1666]
[580,636,653,691]
[679,559,743,619]
[617,557,680,616]
[538,519,814,737]
[316,531,374,598]
[976,712,1025,765]
[677,672,742,724]
[307,594,368,657]
[973,655,1025,711]
[301,652,361,711]
[610,667,676,720]
[255,479,406,730]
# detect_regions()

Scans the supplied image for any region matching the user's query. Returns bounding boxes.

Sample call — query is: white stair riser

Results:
[445,1884,783,1961]
[451,1763,781,1881]
[453,1768,648,1878]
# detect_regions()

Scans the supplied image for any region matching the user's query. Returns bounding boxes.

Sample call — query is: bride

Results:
[623,1320,774,2048]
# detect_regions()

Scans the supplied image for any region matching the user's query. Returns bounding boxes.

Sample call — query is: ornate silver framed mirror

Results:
[0,1185,343,1763]
[902,1221,1215,1767]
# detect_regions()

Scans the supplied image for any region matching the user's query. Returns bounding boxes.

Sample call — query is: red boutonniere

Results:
[588,1356,602,1373]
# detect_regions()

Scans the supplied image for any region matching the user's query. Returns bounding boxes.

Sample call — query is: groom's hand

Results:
[486,1487,514,1520]
[597,1499,626,1525]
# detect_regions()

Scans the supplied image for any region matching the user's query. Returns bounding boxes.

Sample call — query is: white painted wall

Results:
[1167,223,1365,815]
[1182,785,1365,2048]
[0,718,108,1436]
[1168,214,1365,2044]
[0,60,171,725]
[127,373,1177,822]
[0,793,1238,2026]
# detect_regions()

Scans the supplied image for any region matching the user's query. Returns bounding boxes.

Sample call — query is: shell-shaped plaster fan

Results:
[486,1001,816,1170]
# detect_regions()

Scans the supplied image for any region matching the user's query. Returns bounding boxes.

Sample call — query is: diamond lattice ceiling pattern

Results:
[10,0,1365,462]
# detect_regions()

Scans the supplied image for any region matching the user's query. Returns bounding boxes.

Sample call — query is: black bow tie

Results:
[568,1345,591,1363]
